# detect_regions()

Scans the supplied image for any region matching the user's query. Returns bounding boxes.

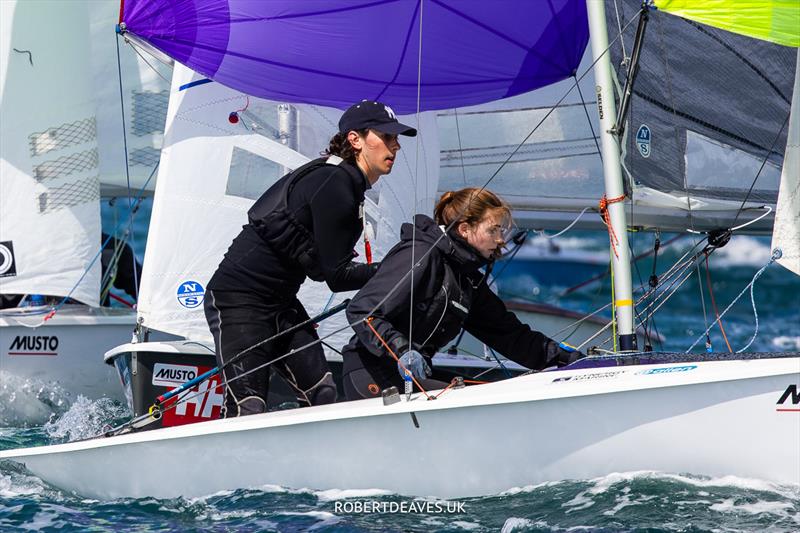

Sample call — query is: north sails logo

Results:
[176,280,204,309]
[0,241,17,278]
[776,385,800,412]
[8,335,59,356]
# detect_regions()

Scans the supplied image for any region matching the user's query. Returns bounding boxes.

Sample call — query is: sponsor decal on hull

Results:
[152,363,198,387]
[637,365,697,375]
[552,370,627,383]
[776,384,800,412]
[7,335,59,356]
[153,363,223,426]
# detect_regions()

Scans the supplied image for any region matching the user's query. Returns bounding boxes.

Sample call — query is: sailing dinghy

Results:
[1,0,798,498]
[0,0,152,411]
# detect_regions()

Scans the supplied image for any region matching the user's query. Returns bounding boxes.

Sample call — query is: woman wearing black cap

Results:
[205,100,417,417]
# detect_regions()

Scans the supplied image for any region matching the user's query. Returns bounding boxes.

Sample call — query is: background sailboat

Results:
[0,0,173,423]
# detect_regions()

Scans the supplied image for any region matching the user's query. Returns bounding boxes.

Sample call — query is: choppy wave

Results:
[42,396,130,443]
[0,371,74,427]
[1,460,798,532]
[712,235,776,268]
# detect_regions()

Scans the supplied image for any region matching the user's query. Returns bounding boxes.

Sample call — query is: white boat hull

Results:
[2,357,798,499]
[0,306,176,422]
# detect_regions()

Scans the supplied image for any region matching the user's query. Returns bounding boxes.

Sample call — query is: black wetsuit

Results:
[342,214,565,400]
[205,157,378,416]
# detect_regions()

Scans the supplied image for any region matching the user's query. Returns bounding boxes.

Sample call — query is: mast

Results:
[585,0,637,351]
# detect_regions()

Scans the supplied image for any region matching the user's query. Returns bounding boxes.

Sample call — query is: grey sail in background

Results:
[434,3,796,234]
[608,0,796,205]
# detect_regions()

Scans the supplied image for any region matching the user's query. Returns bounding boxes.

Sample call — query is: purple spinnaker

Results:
[121,0,588,113]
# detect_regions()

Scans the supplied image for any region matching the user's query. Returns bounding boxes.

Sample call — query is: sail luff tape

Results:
[615,299,633,307]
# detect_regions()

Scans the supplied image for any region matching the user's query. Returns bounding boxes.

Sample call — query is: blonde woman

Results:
[342,187,584,400]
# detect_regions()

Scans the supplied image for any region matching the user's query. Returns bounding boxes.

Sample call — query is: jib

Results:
[777,385,800,405]
[154,367,196,382]
[9,335,58,351]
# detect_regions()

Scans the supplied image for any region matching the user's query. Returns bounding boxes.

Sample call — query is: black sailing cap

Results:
[338,100,417,137]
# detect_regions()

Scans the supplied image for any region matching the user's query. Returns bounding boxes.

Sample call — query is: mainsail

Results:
[137,64,439,343]
[607,0,796,216]
[0,0,101,306]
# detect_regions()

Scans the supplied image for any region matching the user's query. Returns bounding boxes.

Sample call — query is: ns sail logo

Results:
[177,280,205,309]
[776,385,800,412]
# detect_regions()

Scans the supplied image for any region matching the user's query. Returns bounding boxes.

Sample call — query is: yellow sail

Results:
[654,0,800,47]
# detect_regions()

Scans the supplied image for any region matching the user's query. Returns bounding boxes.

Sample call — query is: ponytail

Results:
[434,187,511,228]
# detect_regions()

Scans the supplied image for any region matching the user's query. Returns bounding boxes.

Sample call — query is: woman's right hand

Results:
[397,350,431,381]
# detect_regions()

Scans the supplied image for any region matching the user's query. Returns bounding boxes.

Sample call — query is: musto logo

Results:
[153,363,223,426]
[776,385,800,412]
[8,335,59,356]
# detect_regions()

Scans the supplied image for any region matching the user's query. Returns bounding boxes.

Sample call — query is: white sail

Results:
[88,0,171,196]
[0,0,101,306]
[772,50,800,276]
[137,64,439,342]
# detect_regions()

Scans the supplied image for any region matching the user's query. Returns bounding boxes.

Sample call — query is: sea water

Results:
[1,207,798,531]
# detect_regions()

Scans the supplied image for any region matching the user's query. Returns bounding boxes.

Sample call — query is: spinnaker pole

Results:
[586,0,637,351]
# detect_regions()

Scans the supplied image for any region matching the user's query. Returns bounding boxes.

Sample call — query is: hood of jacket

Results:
[399,214,489,273]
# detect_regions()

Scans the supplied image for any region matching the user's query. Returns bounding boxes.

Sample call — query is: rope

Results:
[705,253,732,352]
[598,194,626,258]
[109,292,135,308]
[126,39,171,85]
[573,75,603,164]
[685,250,779,353]
[729,116,789,229]
[694,250,712,352]
[115,33,140,301]
[365,317,433,401]
[407,0,426,353]
[540,207,591,240]
[578,238,713,351]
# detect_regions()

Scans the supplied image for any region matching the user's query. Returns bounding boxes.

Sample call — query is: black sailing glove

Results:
[545,340,586,368]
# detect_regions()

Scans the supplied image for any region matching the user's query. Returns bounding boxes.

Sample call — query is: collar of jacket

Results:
[443,227,491,273]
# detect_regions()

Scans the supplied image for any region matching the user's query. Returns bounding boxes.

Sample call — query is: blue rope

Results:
[685,249,780,353]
